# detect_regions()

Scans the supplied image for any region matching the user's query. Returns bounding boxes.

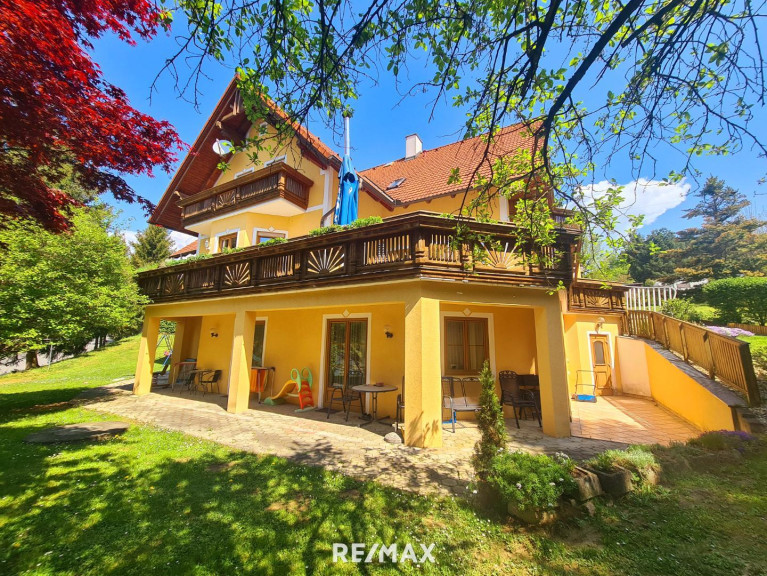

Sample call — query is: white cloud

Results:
[121,229,197,253]
[580,178,690,233]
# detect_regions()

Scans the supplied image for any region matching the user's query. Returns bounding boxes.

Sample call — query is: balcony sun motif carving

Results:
[307,246,345,275]
[223,262,251,288]
[164,273,185,295]
[479,240,519,270]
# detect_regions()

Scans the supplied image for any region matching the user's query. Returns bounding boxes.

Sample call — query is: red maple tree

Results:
[0,0,183,230]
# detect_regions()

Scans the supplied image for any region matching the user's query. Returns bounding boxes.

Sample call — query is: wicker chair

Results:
[498,370,541,428]
[326,370,365,421]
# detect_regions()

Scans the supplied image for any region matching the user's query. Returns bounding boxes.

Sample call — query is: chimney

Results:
[405,134,422,159]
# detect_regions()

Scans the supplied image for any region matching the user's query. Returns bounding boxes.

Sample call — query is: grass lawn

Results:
[1,339,766,575]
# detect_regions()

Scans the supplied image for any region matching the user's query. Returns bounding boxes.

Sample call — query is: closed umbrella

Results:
[333,115,358,225]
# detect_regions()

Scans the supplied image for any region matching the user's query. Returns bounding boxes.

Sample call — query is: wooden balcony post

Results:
[680,323,689,362]
[703,332,716,380]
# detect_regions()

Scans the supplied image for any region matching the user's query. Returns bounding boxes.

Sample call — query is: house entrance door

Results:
[589,334,613,395]
[326,319,368,409]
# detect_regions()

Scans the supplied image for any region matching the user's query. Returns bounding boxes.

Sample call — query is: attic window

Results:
[387,177,406,190]
[264,155,287,167]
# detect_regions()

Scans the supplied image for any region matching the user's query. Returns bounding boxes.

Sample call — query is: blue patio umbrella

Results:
[334,115,359,225]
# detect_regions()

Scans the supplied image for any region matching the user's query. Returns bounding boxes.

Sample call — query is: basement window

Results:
[387,177,406,190]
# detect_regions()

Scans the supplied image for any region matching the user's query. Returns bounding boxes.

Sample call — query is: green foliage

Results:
[623,228,679,284]
[0,207,146,362]
[163,252,214,267]
[660,298,716,324]
[487,452,577,511]
[309,216,383,236]
[672,177,767,280]
[704,277,767,325]
[587,445,659,478]
[129,225,173,268]
[688,430,758,452]
[257,237,288,247]
[159,320,176,335]
[471,361,507,481]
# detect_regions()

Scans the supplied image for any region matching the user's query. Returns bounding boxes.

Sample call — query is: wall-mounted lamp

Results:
[384,325,394,339]
[595,317,605,333]
[210,330,219,338]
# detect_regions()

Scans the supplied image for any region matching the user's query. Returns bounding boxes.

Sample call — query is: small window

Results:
[234,166,255,179]
[387,177,406,190]
[593,341,606,365]
[264,155,287,167]
[444,317,489,375]
[219,233,238,251]
[252,321,266,366]
[255,231,287,244]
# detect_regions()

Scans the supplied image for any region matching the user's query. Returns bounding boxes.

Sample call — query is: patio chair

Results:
[326,370,364,421]
[442,376,481,433]
[171,360,196,392]
[194,369,221,396]
[498,370,541,429]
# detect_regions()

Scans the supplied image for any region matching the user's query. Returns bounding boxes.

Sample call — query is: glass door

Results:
[327,319,368,392]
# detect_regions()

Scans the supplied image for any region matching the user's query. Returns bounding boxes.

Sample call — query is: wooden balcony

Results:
[178,162,313,226]
[137,212,581,304]
[568,280,628,313]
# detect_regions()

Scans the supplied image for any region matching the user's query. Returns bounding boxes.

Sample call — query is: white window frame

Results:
[439,311,497,377]
[252,227,289,245]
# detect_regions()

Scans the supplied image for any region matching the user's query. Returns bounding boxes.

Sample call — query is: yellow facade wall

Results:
[197,314,235,393]
[562,313,623,395]
[644,344,735,431]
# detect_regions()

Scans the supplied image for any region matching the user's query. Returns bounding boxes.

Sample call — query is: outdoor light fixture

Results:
[384,325,394,339]
[595,317,605,333]
[210,330,219,338]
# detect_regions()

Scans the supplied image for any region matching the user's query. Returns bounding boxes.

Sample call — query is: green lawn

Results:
[1,339,766,575]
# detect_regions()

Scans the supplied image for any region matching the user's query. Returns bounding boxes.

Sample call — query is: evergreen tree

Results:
[671,177,767,280]
[623,228,679,284]
[130,225,173,268]
[0,206,146,369]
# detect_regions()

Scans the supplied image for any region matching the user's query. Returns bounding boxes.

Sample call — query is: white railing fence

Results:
[626,284,677,311]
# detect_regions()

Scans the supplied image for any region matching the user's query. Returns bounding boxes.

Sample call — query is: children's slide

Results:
[263,368,315,412]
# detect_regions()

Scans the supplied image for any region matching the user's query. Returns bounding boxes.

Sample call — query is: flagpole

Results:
[344,115,351,156]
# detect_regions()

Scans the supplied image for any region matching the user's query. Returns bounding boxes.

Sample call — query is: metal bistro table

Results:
[351,384,398,427]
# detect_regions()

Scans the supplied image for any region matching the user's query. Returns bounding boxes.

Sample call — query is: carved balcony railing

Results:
[137,212,581,304]
[568,280,628,313]
[178,162,313,226]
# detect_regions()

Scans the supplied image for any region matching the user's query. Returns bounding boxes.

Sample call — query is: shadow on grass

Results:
[0,422,486,575]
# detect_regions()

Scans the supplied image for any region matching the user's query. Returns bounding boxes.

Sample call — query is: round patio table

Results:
[351,384,397,427]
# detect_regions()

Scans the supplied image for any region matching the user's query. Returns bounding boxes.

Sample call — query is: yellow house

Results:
[133,80,677,448]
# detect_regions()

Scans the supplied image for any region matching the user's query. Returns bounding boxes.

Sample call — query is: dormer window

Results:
[234,166,255,179]
[387,177,406,190]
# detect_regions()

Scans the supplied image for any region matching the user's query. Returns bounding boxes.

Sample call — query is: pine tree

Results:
[130,225,173,268]
[671,177,767,280]
[623,228,679,284]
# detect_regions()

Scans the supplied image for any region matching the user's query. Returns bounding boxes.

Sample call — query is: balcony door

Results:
[326,319,368,393]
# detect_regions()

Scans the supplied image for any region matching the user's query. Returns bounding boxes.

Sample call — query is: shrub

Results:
[258,237,288,247]
[661,298,716,324]
[472,361,507,480]
[587,445,659,480]
[487,451,577,511]
[309,216,384,236]
[704,277,767,325]
[688,430,757,453]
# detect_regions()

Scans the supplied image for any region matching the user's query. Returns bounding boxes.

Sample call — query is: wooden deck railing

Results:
[627,310,761,406]
[137,211,579,304]
[177,162,312,226]
[727,323,767,336]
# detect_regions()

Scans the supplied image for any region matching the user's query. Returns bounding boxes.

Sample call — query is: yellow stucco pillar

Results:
[134,315,161,396]
[534,301,571,437]
[227,310,256,413]
[404,296,443,448]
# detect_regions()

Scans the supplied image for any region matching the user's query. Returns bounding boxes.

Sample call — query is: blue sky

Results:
[91,25,767,247]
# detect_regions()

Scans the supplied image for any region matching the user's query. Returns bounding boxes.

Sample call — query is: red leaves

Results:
[0,0,184,230]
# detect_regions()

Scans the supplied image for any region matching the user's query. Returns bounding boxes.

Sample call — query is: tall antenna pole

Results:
[344,114,351,156]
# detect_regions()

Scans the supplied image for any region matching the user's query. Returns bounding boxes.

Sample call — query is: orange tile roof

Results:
[359,124,538,205]
[170,240,198,258]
